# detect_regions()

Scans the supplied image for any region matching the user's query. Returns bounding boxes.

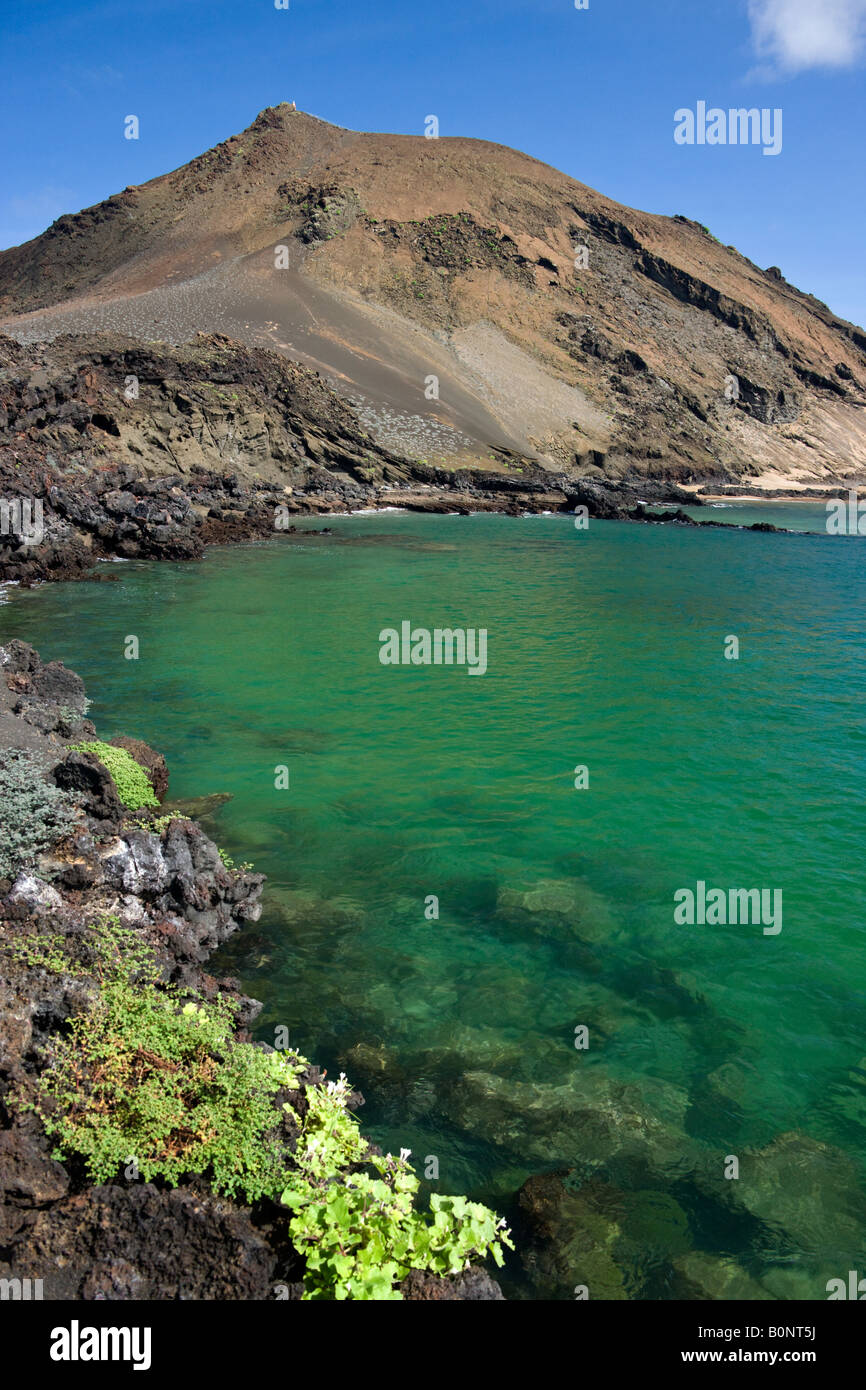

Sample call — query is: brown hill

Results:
[2,104,864,486]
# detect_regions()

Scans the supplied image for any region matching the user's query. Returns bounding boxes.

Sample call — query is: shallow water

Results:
[3,509,866,1298]
[681,498,834,532]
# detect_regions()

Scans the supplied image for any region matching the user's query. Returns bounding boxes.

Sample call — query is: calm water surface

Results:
[3,507,865,1298]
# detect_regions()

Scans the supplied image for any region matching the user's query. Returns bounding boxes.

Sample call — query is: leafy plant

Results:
[282,1077,513,1299]
[20,916,513,1300]
[218,847,254,871]
[2,929,70,974]
[27,926,302,1198]
[0,749,78,878]
[70,740,159,809]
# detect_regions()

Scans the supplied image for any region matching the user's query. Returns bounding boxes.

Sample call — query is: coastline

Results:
[4,328,855,592]
[0,640,508,1300]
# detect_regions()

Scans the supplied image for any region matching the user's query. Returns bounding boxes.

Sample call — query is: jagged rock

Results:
[93,822,265,959]
[37,833,104,889]
[27,661,87,713]
[1,643,90,742]
[53,750,124,821]
[101,831,170,896]
[402,1266,504,1300]
[12,697,91,738]
[2,641,87,713]
[6,873,64,915]
[0,1120,70,1209]
[1,1184,278,1300]
[1,640,42,676]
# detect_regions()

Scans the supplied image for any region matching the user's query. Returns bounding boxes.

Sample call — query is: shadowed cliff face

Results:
[1,324,793,591]
[0,329,584,584]
[1,104,864,484]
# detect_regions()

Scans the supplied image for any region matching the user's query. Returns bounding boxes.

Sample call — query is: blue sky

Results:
[3,0,865,326]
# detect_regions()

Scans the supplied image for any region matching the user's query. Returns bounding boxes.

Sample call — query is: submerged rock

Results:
[450,1065,696,1187]
[517,1173,628,1300]
[161,790,231,822]
[671,1252,772,1301]
[496,877,620,945]
[693,1131,866,1259]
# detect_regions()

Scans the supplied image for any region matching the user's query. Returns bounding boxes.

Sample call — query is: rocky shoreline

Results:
[0,330,812,589]
[0,641,505,1299]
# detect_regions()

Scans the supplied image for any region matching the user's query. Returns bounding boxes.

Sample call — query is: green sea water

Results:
[3,508,866,1299]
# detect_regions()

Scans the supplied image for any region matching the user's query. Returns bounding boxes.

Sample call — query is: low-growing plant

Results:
[27,955,303,1198]
[70,740,159,810]
[217,847,254,871]
[0,749,78,878]
[127,813,182,833]
[21,915,513,1300]
[2,929,70,974]
[282,1074,513,1299]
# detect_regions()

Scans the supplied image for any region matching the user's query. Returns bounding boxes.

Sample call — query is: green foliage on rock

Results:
[70,739,159,809]
[21,915,513,1300]
[24,915,298,1198]
[35,986,302,1198]
[282,1075,513,1299]
[0,749,77,878]
[127,813,182,833]
[217,846,254,871]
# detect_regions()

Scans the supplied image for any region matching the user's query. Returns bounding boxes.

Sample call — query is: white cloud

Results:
[748,0,866,73]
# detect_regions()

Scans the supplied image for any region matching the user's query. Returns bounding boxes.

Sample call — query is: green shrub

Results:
[282,1074,513,1299]
[70,740,159,809]
[23,916,513,1300]
[33,977,302,1197]
[0,750,78,878]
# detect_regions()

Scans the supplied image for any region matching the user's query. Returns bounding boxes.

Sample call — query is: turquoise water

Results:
[3,509,866,1298]
[681,499,832,532]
